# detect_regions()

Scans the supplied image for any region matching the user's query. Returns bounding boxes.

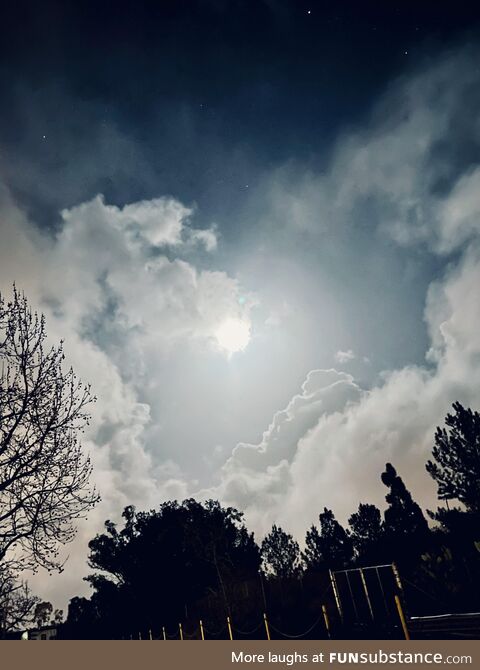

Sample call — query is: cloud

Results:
[0,186,250,606]
[265,48,480,256]
[201,48,480,539]
[87,196,192,247]
[334,349,355,364]
[187,226,218,252]
[44,194,248,349]
[199,369,361,530]
[208,239,480,537]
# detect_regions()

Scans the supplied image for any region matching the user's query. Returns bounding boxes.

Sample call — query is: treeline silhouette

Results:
[62,402,480,639]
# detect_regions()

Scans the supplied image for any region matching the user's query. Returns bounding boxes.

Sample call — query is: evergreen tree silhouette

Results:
[381,463,429,562]
[303,508,353,571]
[303,524,324,572]
[348,503,386,564]
[261,525,302,579]
[426,402,480,513]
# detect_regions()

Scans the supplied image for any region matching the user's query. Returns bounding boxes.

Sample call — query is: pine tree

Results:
[381,463,429,559]
[303,509,353,571]
[426,402,480,513]
[348,503,386,564]
[303,525,323,572]
[318,508,354,569]
[261,525,302,579]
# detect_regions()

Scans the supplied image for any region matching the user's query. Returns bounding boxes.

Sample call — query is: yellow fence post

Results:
[322,604,331,639]
[227,616,233,640]
[394,595,410,640]
[199,619,205,640]
[329,569,344,623]
[392,562,404,592]
[263,612,271,641]
[360,568,375,622]
[179,622,184,640]
[162,626,166,640]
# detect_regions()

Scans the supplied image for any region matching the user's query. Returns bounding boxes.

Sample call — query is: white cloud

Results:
[199,369,361,532]
[334,349,355,364]
[187,226,218,252]
[0,186,251,607]
[84,195,192,247]
[436,168,480,253]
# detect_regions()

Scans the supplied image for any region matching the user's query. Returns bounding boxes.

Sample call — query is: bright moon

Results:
[215,318,251,354]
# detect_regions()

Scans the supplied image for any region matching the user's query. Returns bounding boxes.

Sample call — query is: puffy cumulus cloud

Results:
[202,369,361,533]
[187,227,218,252]
[90,196,192,247]
[0,185,251,606]
[39,194,251,355]
[334,349,355,364]
[63,195,218,252]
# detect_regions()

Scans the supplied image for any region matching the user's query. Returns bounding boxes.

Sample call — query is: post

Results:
[394,595,410,641]
[345,570,359,621]
[148,628,152,640]
[260,572,268,611]
[162,626,166,640]
[392,562,404,592]
[138,631,141,640]
[199,619,205,640]
[263,612,271,641]
[329,569,344,623]
[360,568,375,621]
[179,622,184,640]
[227,615,233,640]
[376,567,390,617]
[322,604,331,639]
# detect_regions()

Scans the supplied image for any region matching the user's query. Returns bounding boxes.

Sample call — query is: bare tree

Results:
[0,287,100,573]
[0,563,39,635]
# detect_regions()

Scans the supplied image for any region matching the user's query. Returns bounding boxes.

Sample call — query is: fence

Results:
[123,563,411,641]
[59,559,480,640]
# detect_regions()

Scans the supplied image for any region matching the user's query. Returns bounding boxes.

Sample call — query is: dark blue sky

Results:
[1,0,479,228]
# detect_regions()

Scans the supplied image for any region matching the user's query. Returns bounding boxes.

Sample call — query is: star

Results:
[307,10,311,14]
[42,135,46,139]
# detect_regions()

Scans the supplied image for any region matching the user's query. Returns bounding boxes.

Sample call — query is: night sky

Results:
[1,1,479,227]
[1,1,480,607]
